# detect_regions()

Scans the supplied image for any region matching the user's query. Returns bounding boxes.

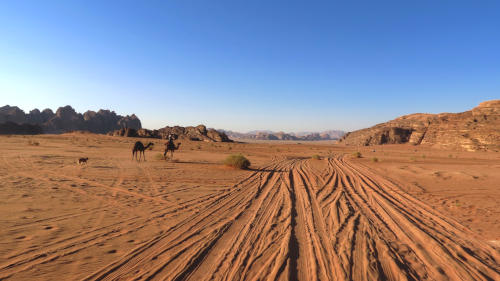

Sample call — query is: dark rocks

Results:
[117,114,141,131]
[110,128,139,137]
[0,105,27,124]
[108,124,232,142]
[0,105,142,134]
[0,122,43,135]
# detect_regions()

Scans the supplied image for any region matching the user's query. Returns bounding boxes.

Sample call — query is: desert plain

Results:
[0,134,499,280]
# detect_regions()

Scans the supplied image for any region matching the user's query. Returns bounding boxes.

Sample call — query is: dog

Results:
[78,157,89,165]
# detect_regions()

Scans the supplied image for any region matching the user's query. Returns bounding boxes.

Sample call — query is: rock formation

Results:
[339,100,500,151]
[108,124,232,142]
[0,105,141,134]
[0,122,43,135]
[0,105,27,124]
[221,129,345,141]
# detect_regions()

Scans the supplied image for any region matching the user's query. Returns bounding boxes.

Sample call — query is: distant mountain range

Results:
[0,104,345,142]
[219,129,345,141]
[0,105,141,134]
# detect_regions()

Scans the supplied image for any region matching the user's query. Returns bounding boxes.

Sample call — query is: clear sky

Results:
[0,1,499,132]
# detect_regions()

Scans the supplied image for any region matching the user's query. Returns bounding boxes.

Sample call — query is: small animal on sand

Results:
[132,141,154,161]
[78,157,89,165]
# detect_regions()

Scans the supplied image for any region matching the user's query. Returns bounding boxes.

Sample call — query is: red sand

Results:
[0,135,498,280]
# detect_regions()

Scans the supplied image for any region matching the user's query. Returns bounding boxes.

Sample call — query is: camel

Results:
[132,141,154,161]
[164,141,181,159]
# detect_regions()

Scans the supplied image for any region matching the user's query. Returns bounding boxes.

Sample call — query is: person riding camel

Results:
[163,134,181,159]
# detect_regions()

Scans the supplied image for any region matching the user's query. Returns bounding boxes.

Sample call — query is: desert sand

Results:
[0,134,499,280]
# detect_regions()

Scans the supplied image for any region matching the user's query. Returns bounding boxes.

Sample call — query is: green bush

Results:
[311,154,321,160]
[353,151,362,158]
[224,154,251,169]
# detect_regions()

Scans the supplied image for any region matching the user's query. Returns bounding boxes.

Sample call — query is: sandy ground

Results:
[0,134,499,280]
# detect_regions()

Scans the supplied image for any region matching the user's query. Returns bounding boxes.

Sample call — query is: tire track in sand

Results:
[81,156,499,281]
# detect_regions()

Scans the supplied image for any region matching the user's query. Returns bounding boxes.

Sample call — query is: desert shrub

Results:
[371,157,379,162]
[28,139,40,146]
[311,154,321,160]
[197,145,202,150]
[353,151,362,158]
[154,153,165,160]
[224,154,251,169]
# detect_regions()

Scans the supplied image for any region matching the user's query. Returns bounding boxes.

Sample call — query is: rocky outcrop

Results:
[0,106,27,124]
[108,124,232,142]
[117,114,141,131]
[44,106,86,132]
[81,110,141,134]
[339,100,500,151]
[0,122,43,135]
[0,105,141,134]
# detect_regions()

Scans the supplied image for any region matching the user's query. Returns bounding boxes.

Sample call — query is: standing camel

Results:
[132,141,154,161]
[164,137,181,159]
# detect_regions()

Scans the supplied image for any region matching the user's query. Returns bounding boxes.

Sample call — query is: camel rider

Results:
[164,135,175,158]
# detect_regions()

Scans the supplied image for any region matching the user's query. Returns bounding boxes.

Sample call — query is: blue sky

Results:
[0,1,499,132]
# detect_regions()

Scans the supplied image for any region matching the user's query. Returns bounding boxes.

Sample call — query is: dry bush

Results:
[353,151,362,158]
[371,157,379,162]
[224,154,251,169]
[311,154,321,160]
[28,139,40,146]
[154,153,165,160]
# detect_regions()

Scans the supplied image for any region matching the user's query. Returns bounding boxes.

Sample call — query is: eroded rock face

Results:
[110,128,139,137]
[0,105,142,134]
[108,124,232,142]
[0,105,27,124]
[117,114,141,131]
[0,122,43,135]
[339,100,500,151]
[82,110,142,134]
[44,106,85,132]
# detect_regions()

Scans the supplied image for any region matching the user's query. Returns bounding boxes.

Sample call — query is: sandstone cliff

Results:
[339,100,500,151]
